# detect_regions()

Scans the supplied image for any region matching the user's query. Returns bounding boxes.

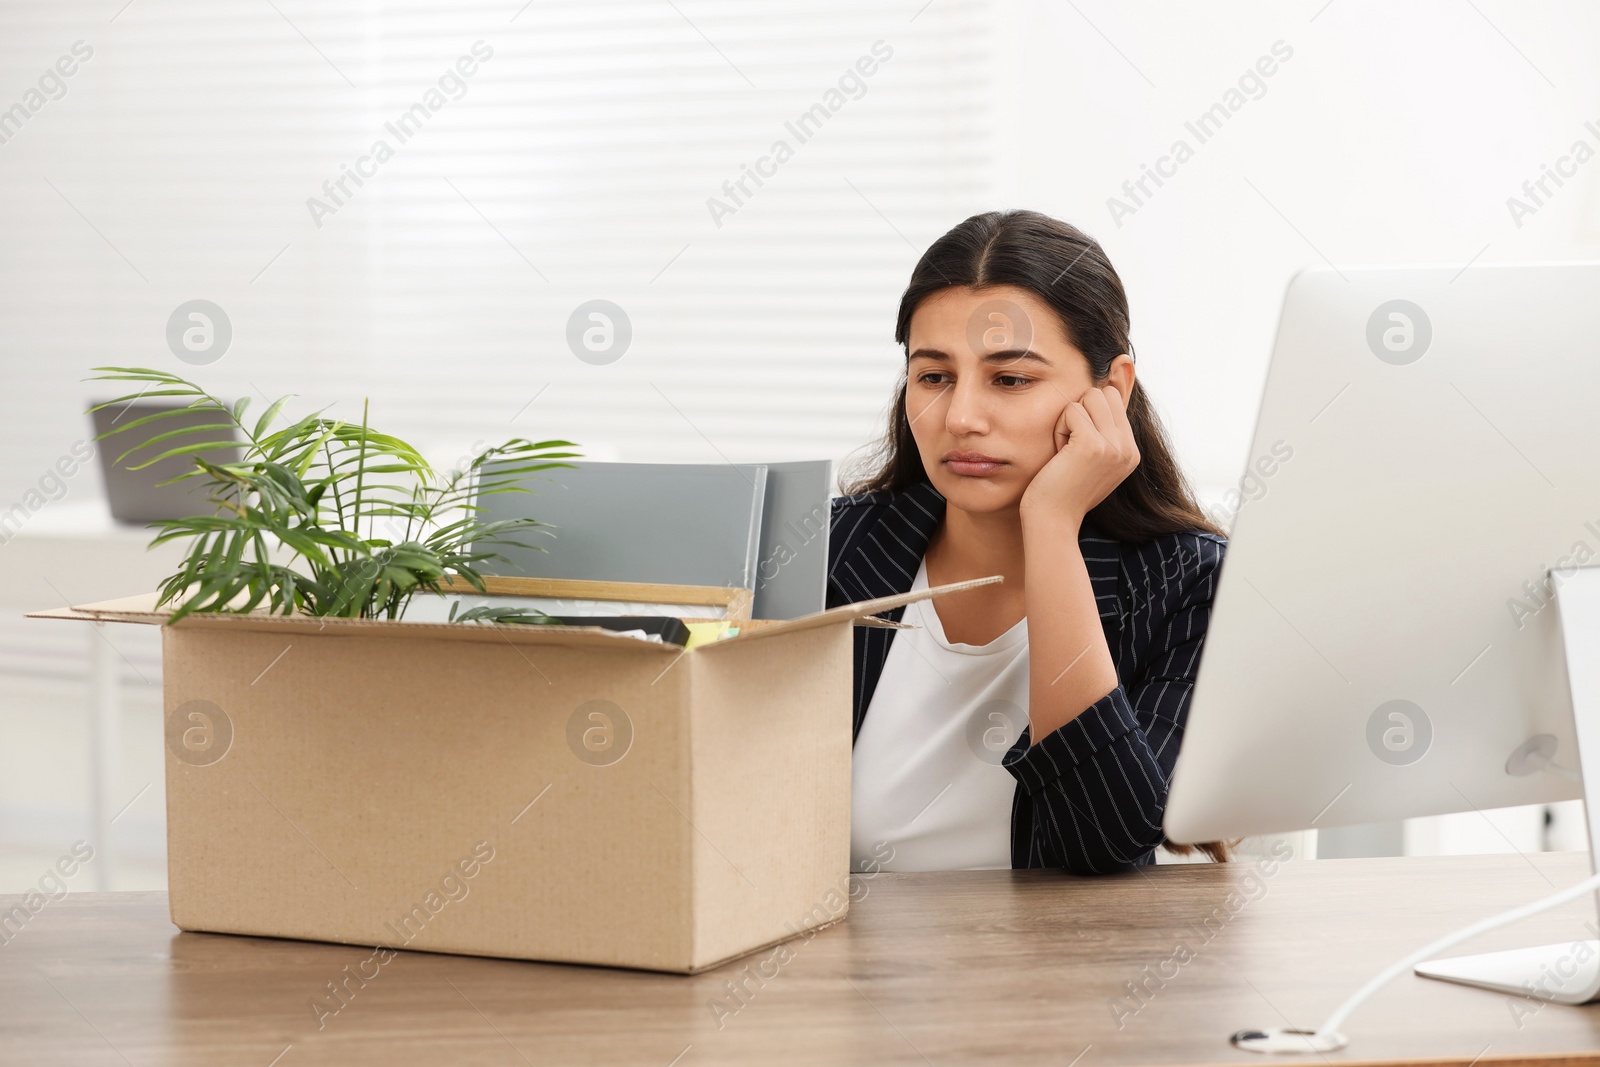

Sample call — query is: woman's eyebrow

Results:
[981,349,1052,366]
[907,347,1053,366]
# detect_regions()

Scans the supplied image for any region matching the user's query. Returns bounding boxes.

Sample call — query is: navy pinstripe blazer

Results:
[827,479,1227,874]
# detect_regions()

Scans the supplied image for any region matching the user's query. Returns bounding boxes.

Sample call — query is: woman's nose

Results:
[945,382,989,433]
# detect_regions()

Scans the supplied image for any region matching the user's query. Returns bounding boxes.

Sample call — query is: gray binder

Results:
[474,459,832,619]
[476,461,767,591]
[752,459,832,620]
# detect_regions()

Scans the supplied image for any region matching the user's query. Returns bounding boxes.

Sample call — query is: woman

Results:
[832,210,1228,875]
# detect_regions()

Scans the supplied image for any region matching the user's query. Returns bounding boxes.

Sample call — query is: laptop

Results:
[89,401,242,524]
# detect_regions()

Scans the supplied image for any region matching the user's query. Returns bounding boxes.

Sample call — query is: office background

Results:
[2,0,1598,889]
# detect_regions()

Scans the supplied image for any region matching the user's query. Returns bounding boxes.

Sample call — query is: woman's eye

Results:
[995,375,1031,388]
[917,372,949,386]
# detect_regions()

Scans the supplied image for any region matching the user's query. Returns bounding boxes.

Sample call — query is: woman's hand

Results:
[1019,381,1139,528]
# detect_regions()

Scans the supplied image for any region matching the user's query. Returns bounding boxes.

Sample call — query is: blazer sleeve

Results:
[1000,535,1226,873]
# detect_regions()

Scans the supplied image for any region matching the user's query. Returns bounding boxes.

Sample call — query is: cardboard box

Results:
[33,575,991,973]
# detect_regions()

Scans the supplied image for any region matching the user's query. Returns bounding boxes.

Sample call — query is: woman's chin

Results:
[929,469,1025,513]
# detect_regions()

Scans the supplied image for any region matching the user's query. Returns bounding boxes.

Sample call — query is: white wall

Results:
[999,0,1600,508]
[0,0,999,517]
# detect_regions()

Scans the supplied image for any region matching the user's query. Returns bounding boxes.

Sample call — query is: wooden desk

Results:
[5,854,1600,1065]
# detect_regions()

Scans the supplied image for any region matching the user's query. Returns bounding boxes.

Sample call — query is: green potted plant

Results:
[88,367,578,625]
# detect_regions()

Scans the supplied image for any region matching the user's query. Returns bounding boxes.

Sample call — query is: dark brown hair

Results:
[844,209,1232,863]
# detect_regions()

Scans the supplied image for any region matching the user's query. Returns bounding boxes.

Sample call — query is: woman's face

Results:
[904,284,1106,514]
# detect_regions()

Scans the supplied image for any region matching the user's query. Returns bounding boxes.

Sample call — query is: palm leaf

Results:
[83,367,581,624]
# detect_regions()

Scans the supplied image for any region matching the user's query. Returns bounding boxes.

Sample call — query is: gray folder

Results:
[474,459,831,619]
[752,459,832,620]
[476,461,767,591]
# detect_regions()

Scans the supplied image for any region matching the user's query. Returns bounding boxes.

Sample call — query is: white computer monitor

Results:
[1163,262,1600,1014]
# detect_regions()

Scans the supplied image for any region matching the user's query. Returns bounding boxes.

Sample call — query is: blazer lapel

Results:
[829,480,945,608]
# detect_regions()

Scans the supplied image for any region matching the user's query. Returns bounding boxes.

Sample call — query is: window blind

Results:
[0,0,999,513]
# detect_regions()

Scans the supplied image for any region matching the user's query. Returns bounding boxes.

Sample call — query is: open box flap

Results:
[29,591,166,619]
[27,574,1002,654]
[699,574,1003,650]
[27,593,681,654]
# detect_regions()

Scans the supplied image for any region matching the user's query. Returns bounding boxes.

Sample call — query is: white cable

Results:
[1314,869,1600,1038]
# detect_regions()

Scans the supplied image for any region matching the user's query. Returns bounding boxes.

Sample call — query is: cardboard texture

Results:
[34,574,999,973]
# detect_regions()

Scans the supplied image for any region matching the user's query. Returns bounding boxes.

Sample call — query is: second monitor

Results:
[1163,262,1600,1014]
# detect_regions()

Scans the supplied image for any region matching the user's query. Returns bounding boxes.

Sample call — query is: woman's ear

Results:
[1105,354,1136,410]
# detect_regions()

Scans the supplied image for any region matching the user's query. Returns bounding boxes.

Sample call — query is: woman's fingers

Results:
[1103,385,1136,458]
[1078,384,1137,467]
[1059,399,1098,452]
[1108,386,1139,471]
[1078,385,1119,439]
[1102,380,1124,412]
[1052,402,1075,452]
[1104,380,1133,435]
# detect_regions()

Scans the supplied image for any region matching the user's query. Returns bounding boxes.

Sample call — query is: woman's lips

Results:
[943,452,1007,476]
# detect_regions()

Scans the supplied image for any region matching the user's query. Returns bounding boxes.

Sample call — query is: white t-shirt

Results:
[850,557,1030,872]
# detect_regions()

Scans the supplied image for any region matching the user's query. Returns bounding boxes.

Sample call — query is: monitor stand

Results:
[1414,565,1600,1004]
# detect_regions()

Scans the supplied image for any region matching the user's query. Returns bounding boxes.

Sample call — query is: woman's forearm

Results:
[1021,510,1120,744]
